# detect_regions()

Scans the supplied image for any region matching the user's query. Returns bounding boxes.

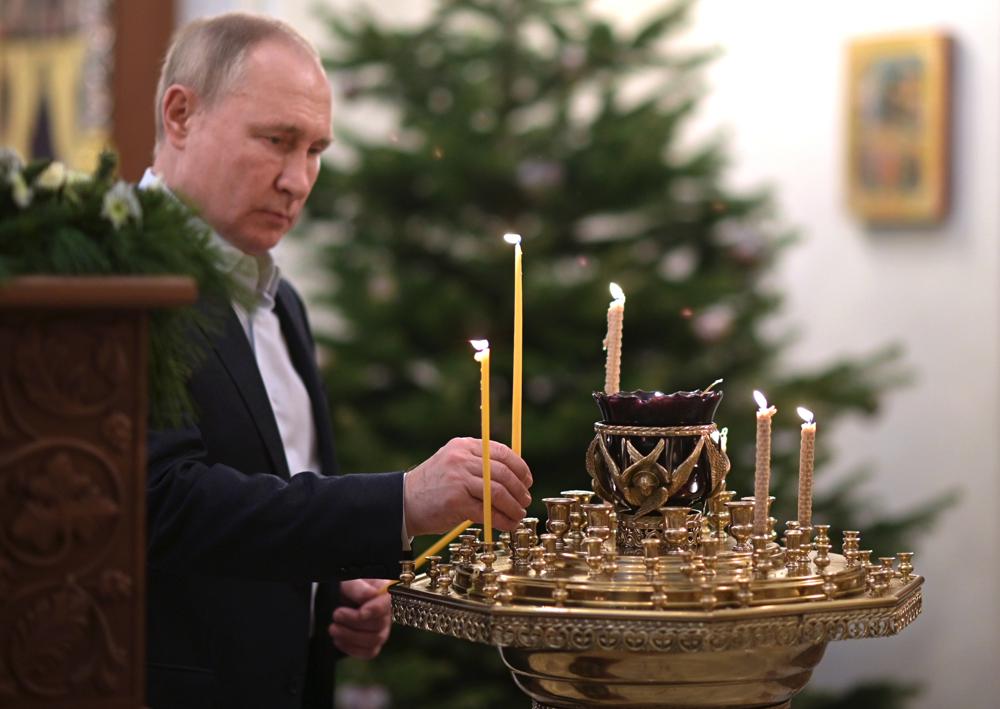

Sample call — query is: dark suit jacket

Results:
[146,281,404,709]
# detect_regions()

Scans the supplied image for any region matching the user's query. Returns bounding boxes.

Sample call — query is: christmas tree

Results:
[303,0,947,705]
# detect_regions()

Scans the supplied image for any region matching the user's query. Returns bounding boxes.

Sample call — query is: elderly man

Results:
[144,13,532,709]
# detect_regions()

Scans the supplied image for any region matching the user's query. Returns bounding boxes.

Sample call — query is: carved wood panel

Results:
[0,310,147,709]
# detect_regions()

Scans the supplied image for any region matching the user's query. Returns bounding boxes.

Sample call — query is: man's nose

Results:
[276,153,313,199]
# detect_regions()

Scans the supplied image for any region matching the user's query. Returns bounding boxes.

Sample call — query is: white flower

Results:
[101,181,142,229]
[9,171,32,208]
[0,147,24,179]
[35,161,67,191]
[65,169,90,187]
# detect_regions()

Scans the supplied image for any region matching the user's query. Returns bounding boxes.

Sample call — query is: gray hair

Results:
[154,12,320,146]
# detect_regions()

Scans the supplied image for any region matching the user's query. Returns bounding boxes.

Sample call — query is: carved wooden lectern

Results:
[0,277,195,709]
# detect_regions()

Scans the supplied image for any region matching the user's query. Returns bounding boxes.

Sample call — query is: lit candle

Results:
[604,282,626,393]
[504,233,523,455]
[796,406,816,529]
[471,339,493,544]
[752,390,776,536]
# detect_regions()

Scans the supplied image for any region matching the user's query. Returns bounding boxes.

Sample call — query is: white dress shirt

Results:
[139,169,410,585]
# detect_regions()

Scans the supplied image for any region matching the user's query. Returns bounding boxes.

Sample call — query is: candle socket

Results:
[726,500,755,552]
[660,506,693,554]
[543,497,573,547]
[497,576,514,606]
[897,552,915,582]
[540,533,558,569]
[437,563,453,595]
[529,546,546,575]
[482,569,499,605]
[398,560,415,587]
[426,555,442,590]
[783,528,804,574]
[512,528,532,571]
[642,537,661,577]
[751,535,772,578]
[842,531,861,566]
[561,489,594,552]
[813,524,832,573]
[709,490,735,541]
[583,536,603,575]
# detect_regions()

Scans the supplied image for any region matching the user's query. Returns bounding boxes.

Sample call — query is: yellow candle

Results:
[471,339,493,544]
[504,233,523,455]
[415,520,474,569]
[604,282,626,394]
[752,390,776,537]
[796,407,816,529]
[378,519,476,593]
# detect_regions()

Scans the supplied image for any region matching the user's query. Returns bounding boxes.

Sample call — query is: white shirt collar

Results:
[139,168,280,309]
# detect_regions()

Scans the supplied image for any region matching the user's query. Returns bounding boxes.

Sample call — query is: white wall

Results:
[179,1,1000,706]
[674,3,999,708]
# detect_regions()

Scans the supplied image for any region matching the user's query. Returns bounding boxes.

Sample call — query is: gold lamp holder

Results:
[391,423,923,708]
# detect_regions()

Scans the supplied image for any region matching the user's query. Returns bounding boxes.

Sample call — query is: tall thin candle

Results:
[504,233,523,455]
[796,407,816,529]
[752,390,776,537]
[471,339,493,544]
[604,282,626,394]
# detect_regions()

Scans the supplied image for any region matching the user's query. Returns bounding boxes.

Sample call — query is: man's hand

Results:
[327,579,392,660]
[403,438,533,537]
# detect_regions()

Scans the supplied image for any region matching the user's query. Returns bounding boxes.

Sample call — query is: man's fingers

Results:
[488,462,532,508]
[487,480,527,525]
[463,473,525,523]
[486,440,533,487]
[332,607,388,632]
[328,622,389,651]
[338,578,381,606]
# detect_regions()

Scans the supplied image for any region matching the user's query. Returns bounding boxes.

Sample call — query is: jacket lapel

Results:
[274,283,338,477]
[197,299,291,479]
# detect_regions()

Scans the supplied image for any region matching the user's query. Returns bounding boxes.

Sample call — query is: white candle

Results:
[604,282,625,393]
[752,390,776,537]
[796,406,816,529]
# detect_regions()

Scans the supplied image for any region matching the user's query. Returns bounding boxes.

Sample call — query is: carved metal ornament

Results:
[587,422,730,516]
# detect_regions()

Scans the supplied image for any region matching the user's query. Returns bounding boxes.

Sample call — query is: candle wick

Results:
[703,378,723,392]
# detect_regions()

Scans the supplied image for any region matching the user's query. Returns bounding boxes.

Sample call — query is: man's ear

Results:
[161,85,198,148]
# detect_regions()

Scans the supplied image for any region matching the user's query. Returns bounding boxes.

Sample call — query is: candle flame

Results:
[797,406,814,424]
[609,282,625,303]
[503,232,522,245]
[470,338,490,361]
[753,390,768,410]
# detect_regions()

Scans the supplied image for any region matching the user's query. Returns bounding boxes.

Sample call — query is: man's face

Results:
[173,40,332,254]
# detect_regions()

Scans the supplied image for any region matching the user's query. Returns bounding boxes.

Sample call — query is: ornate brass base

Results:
[392,486,923,708]
[510,643,822,708]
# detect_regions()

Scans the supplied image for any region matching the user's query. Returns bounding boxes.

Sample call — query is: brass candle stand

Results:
[390,410,923,708]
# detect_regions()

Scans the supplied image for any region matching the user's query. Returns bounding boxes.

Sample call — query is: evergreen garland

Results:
[0,149,238,426]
